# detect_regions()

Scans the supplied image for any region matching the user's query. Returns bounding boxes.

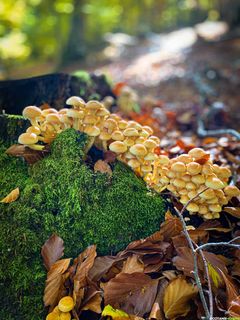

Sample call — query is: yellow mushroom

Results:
[58,296,74,313]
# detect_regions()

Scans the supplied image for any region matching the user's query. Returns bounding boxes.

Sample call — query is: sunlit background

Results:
[0,0,239,79]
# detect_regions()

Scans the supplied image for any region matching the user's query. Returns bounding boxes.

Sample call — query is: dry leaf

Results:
[94,160,112,176]
[207,262,222,288]
[163,277,198,319]
[104,272,159,316]
[89,256,120,282]
[6,144,49,164]
[81,292,102,313]
[159,216,183,242]
[149,302,162,320]
[0,187,19,203]
[73,245,97,309]
[44,258,71,307]
[228,295,240,317]
[102,304,129,318]
[41,234,65,271]
[122,255,144,274]
[218,270,238,308]
[224,207,240,218]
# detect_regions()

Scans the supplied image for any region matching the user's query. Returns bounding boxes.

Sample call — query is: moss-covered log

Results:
[0,128,165,320]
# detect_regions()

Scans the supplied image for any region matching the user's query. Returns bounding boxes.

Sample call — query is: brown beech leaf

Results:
[0,187,19,203]
[159,216,183,242]
[172,229,208,248]
[228,295,240,317]
[218,270,238,308]
[203,252,228,282]
[104,272,159,316]
[173,247,203,278]
[94,160,112,176]
[149,302,162,320]
[89,256,120,282]
[6,144,49,164]
[81,291,102,314]
[74,245,97,309]
[224,207,240,218]
[122,255,144,274]
[44,258,71,307]
[41,234,64,271]
[163,277,198,319]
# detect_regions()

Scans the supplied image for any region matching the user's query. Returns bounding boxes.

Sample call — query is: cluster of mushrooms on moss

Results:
[17,96,240,220]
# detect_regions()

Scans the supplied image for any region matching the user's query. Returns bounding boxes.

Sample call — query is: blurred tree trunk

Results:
[218,0,240,28]
[60,0,86,67]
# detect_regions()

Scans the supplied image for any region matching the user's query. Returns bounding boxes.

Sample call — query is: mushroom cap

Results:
[191,174,205,184]
[46,312,59,320]
[188,190,198,199]
[144,139,158,149]
[41,108,58,117]
[224,185,240,197]
[182,174,191,182]
[141,165,152,173]
[158,155,169,165]
[104,118,118,130]
[84,126,100,136]
[99,131,111,141]
[118,120,128,130]
[46,113,61,124]
[129,144,147,156]
[125,152,135,159]
[26,126,41,135]
[171,162,186,173]
[109,141,127,153]
[209,204,222,212]
[206,197,219,204]
[205,176,224,190]
[109,113,121,121]
[23,106,42,119]
[128,159,140,168]
[180,195,190,204]
[179,188,188,195]
[142,125,153,135]
[66,96,85,107]
[67,109,83,119]
[124,137,135,146]
[60,114,72,125]
[186,162,202,175]
[139,130,150,138]
[199,205,208,215]
[135,137,146,144]
[96,108,110,117]
[199,189,215,199]
[123,128,139,137]
[58,108,69,115]
[218,167,231,178]
[187,202,199,212]
[185,182,196,190]
[127,121,142,131]
[202,163,213,175]
[188,148,207,159]
[58,296,74,313]
[149,135,160,145]
[18,132,38,145]
[160,176,170,184]
[144,153,158,161]
[111,130,124,141]
[83,115,98,124]
[173,178,185,188]
[86,100,102,110]
[59,312,71,320]
[177,154,192,164]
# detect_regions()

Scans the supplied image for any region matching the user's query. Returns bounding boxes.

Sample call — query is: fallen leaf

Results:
[73,245,97,309]
[224,207,240,218]
[44,258,71,307]
[228,295,240,317]
[172,229,209,248]
[159,216,183,242]
[94,159,112,175]
[163,277,198,319]
[104,272,159,316]
[122,255,144,274]
[218,270,238,308]
[0,187,19,203]
[102,304,129,318]
[149,302,161,320]
[195,153,210,165]
[6,144,49,164]
[207,262,222,288]
[41,234,64,271]
[81,291,102,314]
[89,256,119,282]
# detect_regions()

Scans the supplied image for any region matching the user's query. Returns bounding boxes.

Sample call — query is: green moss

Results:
[0,128,165,319]
[0,115,30,145]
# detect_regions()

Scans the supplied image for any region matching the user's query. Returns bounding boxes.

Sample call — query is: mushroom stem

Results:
[84,137,95,154]
[27,144,45,151]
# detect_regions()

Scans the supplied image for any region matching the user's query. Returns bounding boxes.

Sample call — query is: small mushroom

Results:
[129,144,147,157]
[186,162,202,175]
[58,296,74,313]
[22,106,42,128]
[205,176,225,190]
[109,141,127,153]
[18,132,44,150]
[188,148,207,159]
[66,96,85,109]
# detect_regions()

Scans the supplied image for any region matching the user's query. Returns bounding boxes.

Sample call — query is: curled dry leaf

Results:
[41,234,64,271]
[163,277,198,319]
[44,258,71,307]
[218,269,238,308]
[224,207,240,219]
[159,216,183,242]
[122,255,144,274]
[228,295,240,317]
[0,187,19,203]
[104,272,159,316]
[5,144,49,164]
[94,160,112,176]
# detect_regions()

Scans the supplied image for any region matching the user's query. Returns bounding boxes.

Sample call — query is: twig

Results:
[195,241,240,252]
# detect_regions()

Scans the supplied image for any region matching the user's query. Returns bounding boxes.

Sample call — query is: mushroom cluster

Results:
[46,296,74,320]
[146,148,240,219]
[18,96,240,219]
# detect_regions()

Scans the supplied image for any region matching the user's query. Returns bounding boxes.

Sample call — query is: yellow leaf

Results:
[163,277,198,319]
[207,262,222,288]
[0,187,19,203]
[102,305,129,318]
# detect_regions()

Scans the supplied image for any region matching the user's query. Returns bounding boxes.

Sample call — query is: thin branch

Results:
[195,242,240,252]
